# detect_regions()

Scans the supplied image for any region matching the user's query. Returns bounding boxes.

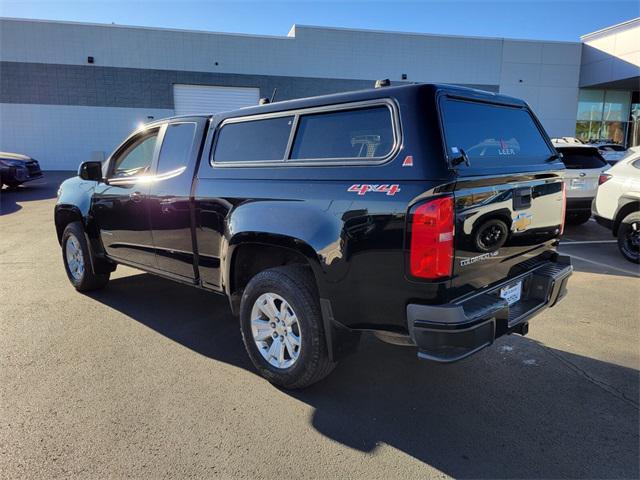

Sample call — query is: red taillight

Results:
[409,196,454,279]
[598,173,612,185]
[560,181,567,235]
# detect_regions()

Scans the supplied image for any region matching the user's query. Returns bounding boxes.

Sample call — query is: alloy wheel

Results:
[250,292,302,369]
[65,234,85,281]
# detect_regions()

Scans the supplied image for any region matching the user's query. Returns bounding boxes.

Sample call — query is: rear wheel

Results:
[617,212,640,264]
[239,265,335,389]
[566,211,591,225]
[62,222,110,291]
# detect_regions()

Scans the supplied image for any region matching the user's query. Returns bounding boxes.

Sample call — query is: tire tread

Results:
[62,222,110,291]
[239,265,335,389]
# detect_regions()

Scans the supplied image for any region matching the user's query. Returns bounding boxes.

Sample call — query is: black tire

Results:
[566,211,591,225]
[239,265,336,389]
[61,221,110,291]
[616,212,640,264]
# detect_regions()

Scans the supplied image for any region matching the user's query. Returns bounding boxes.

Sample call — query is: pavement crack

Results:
[538,344,639,409]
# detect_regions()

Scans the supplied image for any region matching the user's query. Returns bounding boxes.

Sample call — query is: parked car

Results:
[552,143,609,225]
[596,143,628,165]
[0,151,43,188]
[593,148,640,263]
[550,136,584,145]
[55,83,572,388]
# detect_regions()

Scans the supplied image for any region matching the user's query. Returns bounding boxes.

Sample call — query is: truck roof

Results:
[159,83,528,124]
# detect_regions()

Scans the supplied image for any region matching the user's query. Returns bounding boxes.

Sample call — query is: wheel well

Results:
[54,207,83,245]
[229,244,314,315]
[613,201,640,236]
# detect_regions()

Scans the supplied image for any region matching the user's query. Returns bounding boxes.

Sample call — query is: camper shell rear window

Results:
[440,98,553,173]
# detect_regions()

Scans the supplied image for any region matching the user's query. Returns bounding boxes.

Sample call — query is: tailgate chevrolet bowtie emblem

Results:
[513,212,533,231]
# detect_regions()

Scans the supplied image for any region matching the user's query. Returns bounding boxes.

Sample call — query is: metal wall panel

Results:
[173,84,260,115]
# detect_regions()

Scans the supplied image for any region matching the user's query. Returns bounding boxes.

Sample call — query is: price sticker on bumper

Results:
[500,281,522,306]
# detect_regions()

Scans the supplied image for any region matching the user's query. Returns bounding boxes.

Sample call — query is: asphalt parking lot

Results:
[1,172,639,479]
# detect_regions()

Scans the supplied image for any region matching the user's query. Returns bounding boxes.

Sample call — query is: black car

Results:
[0,152,43,188]
[55,83,572,388]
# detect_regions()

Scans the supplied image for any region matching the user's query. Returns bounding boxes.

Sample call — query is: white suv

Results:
[553,143,609,225]
[593,148,640,263]
[597,143,628,165]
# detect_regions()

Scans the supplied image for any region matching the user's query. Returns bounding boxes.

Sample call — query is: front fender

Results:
[54,176,97,241]
[55,176,96,217]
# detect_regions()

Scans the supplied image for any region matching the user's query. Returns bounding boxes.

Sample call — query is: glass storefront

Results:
[629,92,640,148]
[576,89,638,146]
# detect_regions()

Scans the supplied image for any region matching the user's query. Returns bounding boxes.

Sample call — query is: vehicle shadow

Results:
[0,171,74,215]
[89,272,639,479]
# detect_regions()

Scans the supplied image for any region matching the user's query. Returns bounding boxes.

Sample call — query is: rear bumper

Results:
[407,256,572,363]
[566,197,593,212]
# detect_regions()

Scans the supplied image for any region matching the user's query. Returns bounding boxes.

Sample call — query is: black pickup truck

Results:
[55,83,572,388]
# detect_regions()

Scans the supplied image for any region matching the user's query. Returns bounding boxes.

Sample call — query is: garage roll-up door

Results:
[173,84,260,115]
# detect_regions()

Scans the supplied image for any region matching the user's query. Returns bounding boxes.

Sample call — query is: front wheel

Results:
[62,222,110,291]
[617,212,640,264]
[239,266,336,389]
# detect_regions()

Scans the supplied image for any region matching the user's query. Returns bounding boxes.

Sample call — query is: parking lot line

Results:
[564,252,639,276]
[560,240,618,245]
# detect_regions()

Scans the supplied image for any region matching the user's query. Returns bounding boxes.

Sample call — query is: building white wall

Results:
[287,25,504,85]
[498,40,582,137]
[580,18,640,87]
[0,18,586,166]
[0,19,507,85]
[0,104,173,169]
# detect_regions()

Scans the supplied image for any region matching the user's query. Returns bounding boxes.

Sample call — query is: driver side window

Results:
[111,130,159,179]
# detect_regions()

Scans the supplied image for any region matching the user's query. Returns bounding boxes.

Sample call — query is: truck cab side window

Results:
[111,131,159,179]
[157,123,197,174]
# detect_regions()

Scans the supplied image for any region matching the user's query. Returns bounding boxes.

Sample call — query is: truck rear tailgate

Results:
[438,94,566,299]
[451,173,564,295]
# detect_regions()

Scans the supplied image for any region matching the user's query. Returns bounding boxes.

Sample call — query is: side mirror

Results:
[78,161,103,181]
[450,147,471,168]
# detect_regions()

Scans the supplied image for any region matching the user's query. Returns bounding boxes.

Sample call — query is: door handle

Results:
[129,191,143,203]
[513,187,532,210]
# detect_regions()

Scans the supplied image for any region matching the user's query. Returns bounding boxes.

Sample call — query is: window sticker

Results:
[498,139,516,156]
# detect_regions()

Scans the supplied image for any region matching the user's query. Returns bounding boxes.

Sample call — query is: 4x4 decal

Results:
[347,184,401,196]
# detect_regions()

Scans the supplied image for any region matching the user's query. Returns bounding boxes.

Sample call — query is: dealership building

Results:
[0,16,638,169]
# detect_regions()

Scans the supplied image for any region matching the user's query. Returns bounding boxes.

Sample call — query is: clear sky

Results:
[1,0,638,42]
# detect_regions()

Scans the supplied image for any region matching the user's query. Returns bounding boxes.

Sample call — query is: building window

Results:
[630,92,640,148]
[576,89,632,145]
